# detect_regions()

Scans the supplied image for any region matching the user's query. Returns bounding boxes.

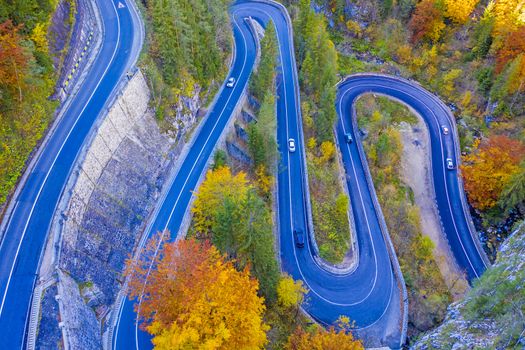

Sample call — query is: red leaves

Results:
[0,20,28,100]
[496,27,525,73]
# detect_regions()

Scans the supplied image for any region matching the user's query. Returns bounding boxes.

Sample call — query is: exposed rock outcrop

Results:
[412,222,525,349]
[34,70,208,348]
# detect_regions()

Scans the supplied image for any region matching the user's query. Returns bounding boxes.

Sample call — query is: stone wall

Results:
[34,70,207,348]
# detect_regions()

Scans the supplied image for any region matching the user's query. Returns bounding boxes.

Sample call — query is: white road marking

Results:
[343,79,484,277]
[124,12,252,350]
[0,0,122,318]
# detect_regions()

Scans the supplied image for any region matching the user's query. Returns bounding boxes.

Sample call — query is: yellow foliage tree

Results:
[285,320,363,350]
[277,275,307,309]
[307,137,317,151]
[255,164,273,198]
[319,141,336,164]
[492,0,525,37]
[30,22,48,52]
[444,0,479,23]
[442,68,463,98]
[125,237,269,350]
[191,167,250,235]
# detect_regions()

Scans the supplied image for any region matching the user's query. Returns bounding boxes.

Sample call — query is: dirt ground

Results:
[398,120,470,300]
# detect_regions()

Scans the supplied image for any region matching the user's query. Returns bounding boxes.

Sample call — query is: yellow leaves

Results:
[30,22,48,52]
[307,137,317,151]
[428,18,446,43]
[133,239,269,350]
[192,167,250,235]
[395,44,413,65]
[371,110,382,124]
[492,0,525,37]
[345,20,361,37]
[461,90,473,109]
[319,141,336,164]
[277,275,307,309]
[171,69,196,97]
[442,68,463,97]
[444,0,479,24]
[285,323,363,350]
[255,165,273,197]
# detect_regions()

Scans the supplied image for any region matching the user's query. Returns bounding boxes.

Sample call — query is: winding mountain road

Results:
[113,1,488,349]
[0,0,488,349]
[0,0,142,348]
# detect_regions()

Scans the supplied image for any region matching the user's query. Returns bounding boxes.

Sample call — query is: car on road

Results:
[344,133,353,143]
[226,77,236,88]
[446,157,454,170]
[288,138,296,152]
[294,229,305,248]
[441,125,449,135]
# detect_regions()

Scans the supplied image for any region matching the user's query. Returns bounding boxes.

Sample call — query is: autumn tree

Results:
[0,20,27,103]
[444,0,479,24]
[125,236,269,349]
[409,0,445,44]
[0,15,57,206]
[285,319,363,350]
[192,167,280,300]
[461,136,525,210]
[277,275,307,309]
[496,26,525,72]
[491,0,525,39]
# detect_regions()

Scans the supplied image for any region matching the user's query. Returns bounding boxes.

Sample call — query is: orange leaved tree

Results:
[125,235,269,349]
[285,318,363,350]
[409,0,445,44]
[0,20,28,103]
[461,136,525,211]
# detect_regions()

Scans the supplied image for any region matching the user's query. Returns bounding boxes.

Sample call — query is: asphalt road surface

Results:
[113,2,487,349]
[0,0,141,347]
[0,0,488,349]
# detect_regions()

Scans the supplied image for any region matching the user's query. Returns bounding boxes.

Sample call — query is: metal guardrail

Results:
[349,98,409,348]
[105,8,249,350]
[344,73,490,268]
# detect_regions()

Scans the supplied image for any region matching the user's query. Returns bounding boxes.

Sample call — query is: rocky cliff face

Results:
[34,70,208,349]
[412,222,525,350]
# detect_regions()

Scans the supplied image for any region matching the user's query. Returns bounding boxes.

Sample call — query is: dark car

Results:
[293,229,305,248]
[344,133,353,143]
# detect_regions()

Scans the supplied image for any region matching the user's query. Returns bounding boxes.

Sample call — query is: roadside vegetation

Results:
[356,95,452,340]
[413,221,525,349]
[311,0,525,255]
[248,23,279,200]
[460,222,525,349]
[291,0,352,264]
[0,1,73,206]
[138,0,231,133]
[124,21,365,348]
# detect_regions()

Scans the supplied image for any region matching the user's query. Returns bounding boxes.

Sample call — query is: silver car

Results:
[446,158,454,170]
[288,138,296,152]
[226,77,235,88]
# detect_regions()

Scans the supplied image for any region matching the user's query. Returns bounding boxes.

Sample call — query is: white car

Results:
[446,158,454,170]
[288,138,296,152]
[441,125,449,135]
[226,77,235,88]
